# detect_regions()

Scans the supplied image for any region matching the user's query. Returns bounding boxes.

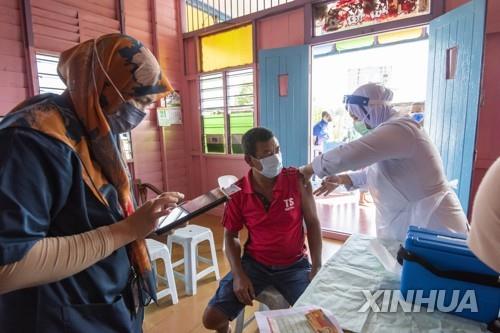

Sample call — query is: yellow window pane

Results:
[201,25,253,72]
[378,27,424,44]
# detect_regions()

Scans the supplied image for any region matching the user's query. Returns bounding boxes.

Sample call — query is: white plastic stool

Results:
[234,286,289,333]
[145,238,178,304]
[167,225,221,295]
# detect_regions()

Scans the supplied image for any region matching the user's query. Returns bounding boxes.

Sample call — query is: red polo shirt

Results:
[222,167,306,266]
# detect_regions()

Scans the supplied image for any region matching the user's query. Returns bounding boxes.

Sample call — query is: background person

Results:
[313,111,333,146]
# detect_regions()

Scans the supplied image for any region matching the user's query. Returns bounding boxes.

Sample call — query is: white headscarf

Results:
[348,83,398,129]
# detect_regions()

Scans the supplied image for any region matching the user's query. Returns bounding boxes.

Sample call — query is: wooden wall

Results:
[181,0,500,216]
[0,0,187,196]
[182,8,306,205]
[156,0,188,193]
[32,0,119,52]
[256,8,304,50]
[0,0,28,113]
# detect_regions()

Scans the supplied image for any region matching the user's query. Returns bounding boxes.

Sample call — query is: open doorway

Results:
[310,27,429,238]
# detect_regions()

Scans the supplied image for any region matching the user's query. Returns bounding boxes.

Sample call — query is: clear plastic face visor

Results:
[343,94,370,121]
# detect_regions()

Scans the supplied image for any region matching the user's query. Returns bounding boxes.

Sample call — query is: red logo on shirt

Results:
[284,197,295,211]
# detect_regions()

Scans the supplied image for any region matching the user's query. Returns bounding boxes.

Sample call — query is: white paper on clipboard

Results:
[255,305,343,333]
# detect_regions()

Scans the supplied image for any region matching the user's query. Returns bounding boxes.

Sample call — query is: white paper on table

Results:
[369,239,402,276]
[255,305,343,333]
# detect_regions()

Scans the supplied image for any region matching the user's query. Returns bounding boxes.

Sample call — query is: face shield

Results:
[343,94,370,122]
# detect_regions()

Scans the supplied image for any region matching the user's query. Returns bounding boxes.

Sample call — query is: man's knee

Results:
[203,305,229,330]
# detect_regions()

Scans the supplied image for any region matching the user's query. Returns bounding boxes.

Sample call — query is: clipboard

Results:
[154,184,241,235]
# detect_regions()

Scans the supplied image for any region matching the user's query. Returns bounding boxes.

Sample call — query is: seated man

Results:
[203,127,323,333]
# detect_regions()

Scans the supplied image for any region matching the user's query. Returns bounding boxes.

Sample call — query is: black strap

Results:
[397,246,500,288]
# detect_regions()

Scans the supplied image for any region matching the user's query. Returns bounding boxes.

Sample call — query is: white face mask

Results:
[255,153,283,178]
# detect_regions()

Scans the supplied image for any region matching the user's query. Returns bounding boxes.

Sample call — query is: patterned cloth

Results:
[1,33,172,303]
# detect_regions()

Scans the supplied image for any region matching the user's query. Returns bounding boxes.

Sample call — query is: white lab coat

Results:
[312,116,469,241]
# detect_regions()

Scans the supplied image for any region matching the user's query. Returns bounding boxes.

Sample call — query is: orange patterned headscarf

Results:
[4,34,172,302]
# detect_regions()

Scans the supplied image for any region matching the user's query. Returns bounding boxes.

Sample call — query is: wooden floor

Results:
[143,214,344,333]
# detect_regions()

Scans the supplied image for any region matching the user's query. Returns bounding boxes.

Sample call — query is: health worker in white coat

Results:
[300,83,469,241]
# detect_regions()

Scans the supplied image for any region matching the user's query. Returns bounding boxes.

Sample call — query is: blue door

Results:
[425,0,486,213]
[259,45,309,168]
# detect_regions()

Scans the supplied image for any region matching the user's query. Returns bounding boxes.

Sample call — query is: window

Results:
[36,54,66,94]
[313,0,431,37]
[201,24,253,72]
[200,68,254,154]
[184,0,294,33]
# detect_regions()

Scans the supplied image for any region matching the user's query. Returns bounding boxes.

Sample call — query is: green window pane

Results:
[202,114,226,153]
[229,111,254,154]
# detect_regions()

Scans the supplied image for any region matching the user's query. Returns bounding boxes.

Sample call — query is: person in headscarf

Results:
[0,34,183,332]
[300,83,469,241]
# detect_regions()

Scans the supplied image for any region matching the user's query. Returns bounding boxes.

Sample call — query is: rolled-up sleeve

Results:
[312,121,415,178]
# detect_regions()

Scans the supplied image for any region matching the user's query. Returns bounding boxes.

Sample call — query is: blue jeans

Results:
[208,254,311,320]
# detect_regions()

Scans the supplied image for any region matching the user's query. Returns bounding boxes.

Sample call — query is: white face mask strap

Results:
[92,39,126,103]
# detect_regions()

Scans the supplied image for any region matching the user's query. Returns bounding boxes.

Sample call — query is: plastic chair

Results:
[145,239,178,304]
[167,225,220,295]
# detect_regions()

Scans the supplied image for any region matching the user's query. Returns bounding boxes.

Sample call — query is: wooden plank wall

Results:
[257,8,304,50]
[156,0,188,193]
[32,0,120,52]
[124,0,163,192]
[127,0,188,194]
[0,0,188,196]
[0,0,27,113]
[182,8,306,203]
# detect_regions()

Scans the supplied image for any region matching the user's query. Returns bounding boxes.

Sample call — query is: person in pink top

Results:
[203,127,323,333]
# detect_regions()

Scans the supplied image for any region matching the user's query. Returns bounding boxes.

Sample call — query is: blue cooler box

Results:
[398,226,500,324]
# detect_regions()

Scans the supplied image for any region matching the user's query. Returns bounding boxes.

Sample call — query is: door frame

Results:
[304,0,451,240]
